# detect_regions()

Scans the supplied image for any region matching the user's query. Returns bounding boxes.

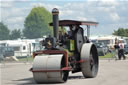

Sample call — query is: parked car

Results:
[124,45,128,54]
[0,46,14,57]
[93,42,108,56]
[0,54,4,61]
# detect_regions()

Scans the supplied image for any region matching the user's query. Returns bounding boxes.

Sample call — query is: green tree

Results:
[0,22,10,40]
[10,29,21,40]
[113,28,128,37]
[23,7,52,39]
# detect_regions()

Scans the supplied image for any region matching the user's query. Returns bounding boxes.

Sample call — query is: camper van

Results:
[97,35,126,49]
[0,39,41,57]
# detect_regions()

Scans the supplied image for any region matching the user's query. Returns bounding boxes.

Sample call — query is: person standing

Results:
[114,40,119,60]
[118,40,126,60]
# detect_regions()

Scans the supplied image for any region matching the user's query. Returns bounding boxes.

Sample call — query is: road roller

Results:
[30,8,99,83]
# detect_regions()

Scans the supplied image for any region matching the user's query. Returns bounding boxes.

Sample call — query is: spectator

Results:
[118,40,126,60]
[114,41,119,60]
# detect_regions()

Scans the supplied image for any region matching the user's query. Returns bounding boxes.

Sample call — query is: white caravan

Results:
[97,35,126,49]
[0,39,41,57]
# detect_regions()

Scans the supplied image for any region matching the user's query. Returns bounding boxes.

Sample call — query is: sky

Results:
[0,0,128,36]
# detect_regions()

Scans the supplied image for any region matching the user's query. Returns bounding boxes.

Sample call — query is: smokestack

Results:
[52,8,59,40]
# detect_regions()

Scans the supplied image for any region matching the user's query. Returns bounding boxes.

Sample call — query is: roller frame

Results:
[31,50,85,73]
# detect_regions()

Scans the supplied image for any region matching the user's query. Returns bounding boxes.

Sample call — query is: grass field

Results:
[18,56,34,62]
[99,53,114,58]
[17,52,114,62]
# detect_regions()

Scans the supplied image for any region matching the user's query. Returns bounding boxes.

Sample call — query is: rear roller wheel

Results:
[75,27,84,53]
[81,43,99,78]
[32,54,69,83]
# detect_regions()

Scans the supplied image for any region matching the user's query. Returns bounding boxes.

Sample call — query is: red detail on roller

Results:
[71,59,85,64]
[78,60,85,63]
[61,67,72,71]
[30,67,72,72]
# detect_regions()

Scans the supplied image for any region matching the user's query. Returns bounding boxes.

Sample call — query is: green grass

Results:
[99,52,114,58]
[18,56,34,61]
[17,52,115,62]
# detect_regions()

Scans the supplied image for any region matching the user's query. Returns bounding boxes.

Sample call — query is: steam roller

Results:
[30,8,99,83]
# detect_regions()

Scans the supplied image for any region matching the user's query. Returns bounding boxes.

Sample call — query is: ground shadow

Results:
[68,75,85,80]
[13,75,85,85]
[12,77,36,85]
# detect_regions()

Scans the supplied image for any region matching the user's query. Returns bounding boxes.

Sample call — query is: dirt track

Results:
[1,59,128,85]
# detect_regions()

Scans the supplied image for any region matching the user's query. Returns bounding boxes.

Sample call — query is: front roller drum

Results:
[81,43,99,78]
[32,54,69,83]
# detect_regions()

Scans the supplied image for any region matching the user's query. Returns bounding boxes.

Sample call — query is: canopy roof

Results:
[49,20,98,26]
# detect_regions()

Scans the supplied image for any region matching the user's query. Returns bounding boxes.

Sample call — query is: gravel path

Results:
[1,59,128,85]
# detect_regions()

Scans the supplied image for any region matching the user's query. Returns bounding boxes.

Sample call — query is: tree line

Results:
[0,6,128,40]
[0,7,52,40]
[112,28,128,37]
[0,22,21,40]
[23,7,52,39]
